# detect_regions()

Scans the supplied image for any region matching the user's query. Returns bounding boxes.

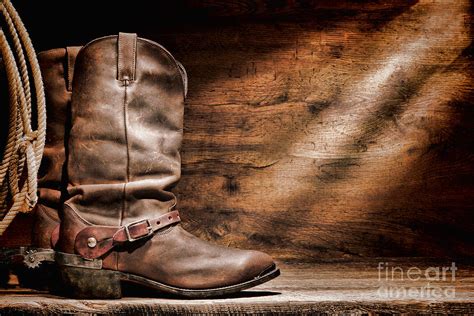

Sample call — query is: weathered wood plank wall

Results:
[1,0,473,262]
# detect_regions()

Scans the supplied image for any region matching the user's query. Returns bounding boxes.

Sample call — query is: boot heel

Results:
[59,265,122,299]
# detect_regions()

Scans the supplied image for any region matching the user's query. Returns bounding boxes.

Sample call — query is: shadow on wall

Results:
[13,1,418,52]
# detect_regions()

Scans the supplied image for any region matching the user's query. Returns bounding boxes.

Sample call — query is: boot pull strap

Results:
[74,210,181,259]
[117,32,137,83]
[66,46,81,91]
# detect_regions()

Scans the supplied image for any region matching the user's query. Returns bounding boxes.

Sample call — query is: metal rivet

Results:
[87,237,97,248]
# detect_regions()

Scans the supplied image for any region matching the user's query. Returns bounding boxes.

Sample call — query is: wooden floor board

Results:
[1,258,473,314]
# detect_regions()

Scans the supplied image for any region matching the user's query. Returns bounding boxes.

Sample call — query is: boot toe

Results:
[238,250,275,283]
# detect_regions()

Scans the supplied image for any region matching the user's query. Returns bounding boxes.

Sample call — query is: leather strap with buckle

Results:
[74,210,180,259]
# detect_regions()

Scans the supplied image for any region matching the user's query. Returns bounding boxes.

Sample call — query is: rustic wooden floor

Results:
[1,258,473,315]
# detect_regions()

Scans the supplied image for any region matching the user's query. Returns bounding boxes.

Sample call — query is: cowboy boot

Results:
[56,33,279,299]
[0,47,80,290]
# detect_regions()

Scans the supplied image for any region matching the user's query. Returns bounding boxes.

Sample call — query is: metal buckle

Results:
[124,219,153,242]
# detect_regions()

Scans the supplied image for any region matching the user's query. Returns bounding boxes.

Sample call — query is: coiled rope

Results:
[0,0,45,235]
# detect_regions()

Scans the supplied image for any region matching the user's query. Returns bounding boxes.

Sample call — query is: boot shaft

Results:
[66,33,186,226]
[33,47,80,248]
[37,47,79,209]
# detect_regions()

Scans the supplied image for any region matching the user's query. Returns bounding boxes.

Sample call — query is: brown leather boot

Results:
[56,33,279,299]
[2,47,80,289]
[31,47,81,261]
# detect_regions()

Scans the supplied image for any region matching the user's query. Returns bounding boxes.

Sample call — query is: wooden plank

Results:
[1,258,474,314]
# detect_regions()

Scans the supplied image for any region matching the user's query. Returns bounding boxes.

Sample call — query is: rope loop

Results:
[0,0,46,235]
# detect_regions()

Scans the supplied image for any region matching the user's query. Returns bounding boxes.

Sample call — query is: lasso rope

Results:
[0,0,46,235]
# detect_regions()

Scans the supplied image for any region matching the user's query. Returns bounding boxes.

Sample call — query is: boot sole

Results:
[59,261,280,299]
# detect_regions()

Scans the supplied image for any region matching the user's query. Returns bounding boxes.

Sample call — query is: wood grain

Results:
[173,0,474,261]
[1,0,473,262]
